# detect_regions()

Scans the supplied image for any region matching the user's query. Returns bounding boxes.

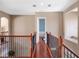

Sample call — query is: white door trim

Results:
[36,17,46,43]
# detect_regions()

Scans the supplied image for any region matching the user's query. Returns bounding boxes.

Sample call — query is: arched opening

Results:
[0,17,9,35]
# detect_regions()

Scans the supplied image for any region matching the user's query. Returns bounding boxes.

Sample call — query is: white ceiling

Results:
[0,0,78,15]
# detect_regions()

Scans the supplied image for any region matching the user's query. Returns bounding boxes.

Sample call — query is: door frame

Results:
[36,17,46,43]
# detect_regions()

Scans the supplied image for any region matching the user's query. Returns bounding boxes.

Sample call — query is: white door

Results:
[36,17,47,43]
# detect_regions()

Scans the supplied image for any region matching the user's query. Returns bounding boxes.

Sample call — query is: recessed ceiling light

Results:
[33,4,36,7]
[41,2,44,6]
[48,4,51,7]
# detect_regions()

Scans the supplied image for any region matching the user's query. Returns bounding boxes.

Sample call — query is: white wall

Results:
[64,12,78,43]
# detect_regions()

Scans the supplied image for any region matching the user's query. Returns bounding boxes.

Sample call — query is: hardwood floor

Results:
[32,39,52,58]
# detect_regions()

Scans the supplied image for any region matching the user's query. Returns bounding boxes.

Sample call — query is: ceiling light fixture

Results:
[33,4,36,7]
[48,4,51,7]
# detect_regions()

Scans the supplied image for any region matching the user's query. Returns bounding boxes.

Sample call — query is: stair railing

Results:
[47,32,79,58]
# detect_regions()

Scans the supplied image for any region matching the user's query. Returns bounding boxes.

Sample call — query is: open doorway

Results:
[36,17,47,43]
[0,17,9,35]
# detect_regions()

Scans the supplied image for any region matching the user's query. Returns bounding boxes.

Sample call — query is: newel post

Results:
[30,33,32,57]
[59,36,63,58]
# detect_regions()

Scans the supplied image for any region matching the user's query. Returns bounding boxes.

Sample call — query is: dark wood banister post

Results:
[59,36,63,58]
[46,32,51,47]
[30,33,32,57]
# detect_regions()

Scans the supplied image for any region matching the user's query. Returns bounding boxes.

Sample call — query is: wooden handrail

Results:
[32,45,37,57]
[60,36,79,58]
[0,35,32,37]
[46,32,79,58]
[46,44,53,57]
[63,44,79,58]
[0,33,33,58]
[46,32,60,57]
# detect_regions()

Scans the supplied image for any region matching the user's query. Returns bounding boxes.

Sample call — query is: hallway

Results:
[0,0,79,58]
[32,38,52,58]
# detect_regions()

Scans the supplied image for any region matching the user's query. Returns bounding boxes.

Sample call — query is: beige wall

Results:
[63,1,79,56]
[11,12,63,37]
[36,12,63,37]
[11,15,35,35]
[0,11,10,18]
